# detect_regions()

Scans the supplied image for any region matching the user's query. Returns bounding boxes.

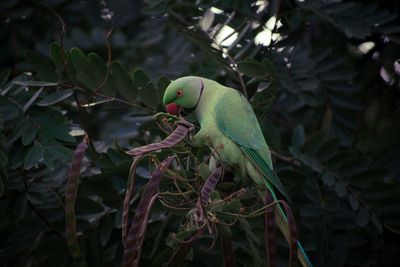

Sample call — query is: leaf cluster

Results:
[1,0,400,266]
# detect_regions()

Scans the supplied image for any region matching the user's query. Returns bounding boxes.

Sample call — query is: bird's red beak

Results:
[165,103,180,115]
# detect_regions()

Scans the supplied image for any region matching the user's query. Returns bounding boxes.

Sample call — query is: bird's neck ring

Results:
[185,79,204,113]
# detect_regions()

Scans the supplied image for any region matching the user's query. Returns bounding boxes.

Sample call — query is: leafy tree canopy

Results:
[1,0,400,266]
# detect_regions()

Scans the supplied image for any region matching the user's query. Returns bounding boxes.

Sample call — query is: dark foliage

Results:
[1,0,400,266]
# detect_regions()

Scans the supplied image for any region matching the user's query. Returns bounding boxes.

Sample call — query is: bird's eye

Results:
[176,89,183,97]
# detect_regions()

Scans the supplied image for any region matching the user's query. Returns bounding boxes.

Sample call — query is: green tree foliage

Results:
[1,0,400,266]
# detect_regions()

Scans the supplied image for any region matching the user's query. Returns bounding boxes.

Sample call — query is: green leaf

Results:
[153,248,173,266]
[141,83,157,108]
[34,115,75,143]
[106,148,128,165]
[49,42,68,82]
[49,42,64,69]
[335,182,347,197]
[322,171,336,186]
[239,218,260,245]
[300,93,318,107]
[87,53,116,96]
[24,143,42,169]
[110,61,137,102]
[25,51,57,81]
[65,53,81,86]
[133,68,151,88]
[37,89,73,106]
[133,69,156,107]
[330,95,363,110]
[327,149,358,169]
[47,145,73,162]
[237,61,267,78]
[221,199,241,213]
[13,118,31,140]
[291,124,305,148]
[198,162,211,180]
[317,138,339,162]
[22,125,37,145]
[43,147,55,170]
[87,180,120,202]
[69,48,97,91]
[23,87,43,113]
[75,197,104,215]
[100,215,113,247]
[348,194,359,211]
[12,81,58,87]
[357,207,369,227]
[339,157,371,177]
[88,53,106,87]
[157,75,171,92]
[261,58,276,77]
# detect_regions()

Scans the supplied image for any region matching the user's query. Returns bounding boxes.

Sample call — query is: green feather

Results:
[215,89,264,149]
[241,147,288,200]
[163,76,313,267]
[214,88,287,199]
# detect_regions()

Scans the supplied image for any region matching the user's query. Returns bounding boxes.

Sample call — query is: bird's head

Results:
[162,76,204,115]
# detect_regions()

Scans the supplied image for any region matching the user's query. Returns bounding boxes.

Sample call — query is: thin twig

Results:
[271,150,301,168]
[223,51,247,98]
[44,4,68,65]
[59,82,155,113]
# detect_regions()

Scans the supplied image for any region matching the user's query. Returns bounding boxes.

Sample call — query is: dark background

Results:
[1,0,400,266]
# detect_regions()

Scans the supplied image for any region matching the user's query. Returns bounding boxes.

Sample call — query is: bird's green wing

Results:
[214,89,288,199]
[241,148,288,200]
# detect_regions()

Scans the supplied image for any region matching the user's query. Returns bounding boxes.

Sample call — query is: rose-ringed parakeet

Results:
[163,76,313,267]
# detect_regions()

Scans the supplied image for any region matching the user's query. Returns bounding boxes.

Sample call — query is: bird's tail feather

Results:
[259,188,313,267]
[275,203,313,267]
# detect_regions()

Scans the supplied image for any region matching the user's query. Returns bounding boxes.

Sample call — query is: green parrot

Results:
[163,76,313,267]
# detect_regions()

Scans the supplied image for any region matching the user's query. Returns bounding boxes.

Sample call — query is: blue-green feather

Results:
[214,89,287,199]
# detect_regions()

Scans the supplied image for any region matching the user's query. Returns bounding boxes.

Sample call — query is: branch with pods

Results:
[65,115,299,267]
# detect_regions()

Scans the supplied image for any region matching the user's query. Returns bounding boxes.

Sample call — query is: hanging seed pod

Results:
[122,155,142,247]
[65,136,89,267]
[200,167,223,205]
[122,119,195,266]
[122,156,175,267]
[265,191,277,267]
[126,120,194,156]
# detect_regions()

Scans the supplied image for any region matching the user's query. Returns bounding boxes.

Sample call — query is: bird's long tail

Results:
[259,188,313,267]
[275,201,313,267]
